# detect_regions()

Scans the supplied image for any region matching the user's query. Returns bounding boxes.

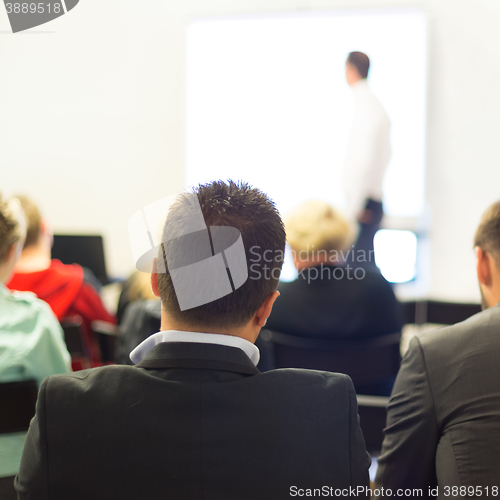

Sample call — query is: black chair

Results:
[425,300,481,325]
[91,320,119,364]
[400,300,425,325]
[0,379,38,500]
[62,317,118,366]
[356,395,389,454]
[260,330,401,393]
[401,300,481,326]
[61,316,91,368]
[0,380,38,434]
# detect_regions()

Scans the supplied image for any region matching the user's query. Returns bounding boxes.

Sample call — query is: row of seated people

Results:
[112,187,500,493]
[0,197,72,489]
[2,182,500,497]
[6,196,116,367]
[0,195,116,494]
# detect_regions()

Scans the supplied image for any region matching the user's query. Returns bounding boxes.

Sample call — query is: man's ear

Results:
[7,243,18,263]
[476,247,492,287]
[255,291,280,328]
[41,219,53,248]
[151,258,160,297]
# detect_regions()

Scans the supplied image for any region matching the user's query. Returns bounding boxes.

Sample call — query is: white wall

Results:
[424,0,500,301]
[0,1,186,277]
[1,0,499,301]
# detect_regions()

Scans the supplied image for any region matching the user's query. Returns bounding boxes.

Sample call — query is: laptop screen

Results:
[51,234,108,286]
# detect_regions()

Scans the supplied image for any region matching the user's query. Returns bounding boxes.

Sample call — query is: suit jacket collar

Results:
[134,342,260,376]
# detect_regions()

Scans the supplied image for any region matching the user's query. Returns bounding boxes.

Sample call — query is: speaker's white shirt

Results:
[342,79,391,219]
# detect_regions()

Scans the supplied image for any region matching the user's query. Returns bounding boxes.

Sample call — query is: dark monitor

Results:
[52,234,108,285]
[0,380,38,434]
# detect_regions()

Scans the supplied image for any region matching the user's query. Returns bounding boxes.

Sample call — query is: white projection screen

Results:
[186,9,427,216]
[185,9,427,282]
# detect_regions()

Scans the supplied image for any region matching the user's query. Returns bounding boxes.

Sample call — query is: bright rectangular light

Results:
[374,229,418,283]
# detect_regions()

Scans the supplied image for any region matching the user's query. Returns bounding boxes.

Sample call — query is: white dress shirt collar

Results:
[351,79,371,102]
[130,330,260,366]
[351,78,369,92]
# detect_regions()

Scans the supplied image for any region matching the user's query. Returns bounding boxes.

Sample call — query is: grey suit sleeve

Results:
[347,376,372,491]
[14,378,50,500]
[375,335,439,491]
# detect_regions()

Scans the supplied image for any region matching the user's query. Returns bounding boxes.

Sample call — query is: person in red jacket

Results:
[7,196,116,365]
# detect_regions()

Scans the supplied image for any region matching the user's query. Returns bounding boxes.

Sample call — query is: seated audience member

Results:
[267,200,401,339]
[7,196,116,364]
[114,271,159,365]
[116,270,157,325]
[15,181,371,499]
[114,296,160,365]
[375,200,500,491]
[0,196,71,497]
[262,201,401,390]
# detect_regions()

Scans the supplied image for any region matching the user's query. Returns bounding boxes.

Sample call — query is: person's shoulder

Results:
[37,365,139,408]
[361,269,390,284]
[256,369,354,410]
[359,86,390,122]
[4,287,54,316]
[415,305,500,361]
[44,364,136,390]
[259,367,352,392]
[356,270,394,295]
[50,259,84,280]
[4,287,38,304]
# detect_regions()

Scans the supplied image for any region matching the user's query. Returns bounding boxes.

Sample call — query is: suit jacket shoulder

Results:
[376,304,500,490]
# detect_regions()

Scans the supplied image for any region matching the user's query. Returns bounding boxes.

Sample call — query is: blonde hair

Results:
[0,195,26,263]
[286,200,354,256]
[127,270,156,302]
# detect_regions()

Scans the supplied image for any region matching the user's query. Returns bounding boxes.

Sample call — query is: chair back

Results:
[263,330,401,387]
[0,379,38,434]
[425,300,481,325]
[401,300,481,326]
[356,395,389,454]
[61,316,91,368]
[91,320,118,364]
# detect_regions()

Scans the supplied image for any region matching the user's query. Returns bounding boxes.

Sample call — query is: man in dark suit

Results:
[15,181,371,500]
[375,200,500,493]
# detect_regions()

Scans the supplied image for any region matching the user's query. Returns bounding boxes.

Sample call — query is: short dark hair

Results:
[347,51,370,79]
[474,200,500,266]
[157,180,286,330]
[16,196,42,248]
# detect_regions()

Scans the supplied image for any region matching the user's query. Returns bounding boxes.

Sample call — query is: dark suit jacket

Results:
[16,341,371,499]
[375,302,500,496]
[267,265,401,340]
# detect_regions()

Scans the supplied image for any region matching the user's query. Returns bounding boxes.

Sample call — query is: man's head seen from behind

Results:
[151,180,286,341]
